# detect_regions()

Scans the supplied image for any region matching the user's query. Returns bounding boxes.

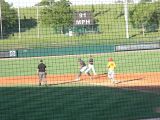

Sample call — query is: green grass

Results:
[18,7,38,19]
[0,86,160,120]
[0,50,159,77]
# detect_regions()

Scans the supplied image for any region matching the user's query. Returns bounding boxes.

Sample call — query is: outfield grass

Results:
[0,50,159,77]
[0,86,160,120]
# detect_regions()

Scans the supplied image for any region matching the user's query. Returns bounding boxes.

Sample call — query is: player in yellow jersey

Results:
[107,58,118,84]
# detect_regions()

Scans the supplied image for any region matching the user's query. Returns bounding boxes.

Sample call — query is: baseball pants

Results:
[85,64,96,75]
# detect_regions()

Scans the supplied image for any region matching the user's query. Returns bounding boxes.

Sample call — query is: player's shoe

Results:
[113,80,119,84]
[94,73,97,75]
[75,78,80,81]
[90,76,93,80]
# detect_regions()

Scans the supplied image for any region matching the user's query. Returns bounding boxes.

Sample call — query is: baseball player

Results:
[85,55,97,75]
[37,59,47,86]
[107,58,118,84]
[76,58,92,81]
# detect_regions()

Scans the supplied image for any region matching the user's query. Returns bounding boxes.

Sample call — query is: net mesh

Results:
[0,0,160,120]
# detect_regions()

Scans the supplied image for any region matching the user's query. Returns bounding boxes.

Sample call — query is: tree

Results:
[36,0,55,6]
[40,0,73,34]
[0,0,17,37]
[129,2,160,33]
[140,0,152,3]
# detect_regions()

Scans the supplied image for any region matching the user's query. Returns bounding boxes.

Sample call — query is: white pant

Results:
[85,64,96,75]
[80,66,88,72]
[38,72,47,85]
[108,70,115,79]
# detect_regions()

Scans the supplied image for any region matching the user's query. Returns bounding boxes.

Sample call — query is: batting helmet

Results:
[108,58,113,61]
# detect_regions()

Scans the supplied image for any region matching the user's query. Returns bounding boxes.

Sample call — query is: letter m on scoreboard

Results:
[73,11,94,26]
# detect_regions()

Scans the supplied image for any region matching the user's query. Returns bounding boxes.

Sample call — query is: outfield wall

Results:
[17,45,114,57]
[115,42,160,51]
[1,42,160,58]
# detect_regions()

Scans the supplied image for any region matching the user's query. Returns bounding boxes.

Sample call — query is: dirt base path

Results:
[0,72,160,94]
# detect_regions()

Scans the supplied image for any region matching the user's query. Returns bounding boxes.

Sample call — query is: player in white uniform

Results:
[76,58,92,81]
[85,55,97,75]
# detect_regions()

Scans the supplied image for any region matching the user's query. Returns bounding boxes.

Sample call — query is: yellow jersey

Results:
[107,61,116,70]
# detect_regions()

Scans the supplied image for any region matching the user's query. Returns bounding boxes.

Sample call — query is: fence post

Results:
[0,2,3,39]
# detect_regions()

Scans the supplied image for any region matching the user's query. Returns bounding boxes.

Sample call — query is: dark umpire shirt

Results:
[89,58,94,65]
[38,63,46,72]
[80,60,86,67]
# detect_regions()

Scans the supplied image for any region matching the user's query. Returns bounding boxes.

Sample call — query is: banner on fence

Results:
[115,42,160,51]
[0,50,17,58]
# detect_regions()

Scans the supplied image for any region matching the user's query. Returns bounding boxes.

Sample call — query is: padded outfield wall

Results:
[17,45,115,57]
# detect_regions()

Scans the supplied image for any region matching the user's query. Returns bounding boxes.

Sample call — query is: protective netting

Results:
[0,0,160,120]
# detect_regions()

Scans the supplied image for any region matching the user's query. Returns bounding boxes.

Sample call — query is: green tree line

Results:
[0,0,17,37]
[129,1,160,32]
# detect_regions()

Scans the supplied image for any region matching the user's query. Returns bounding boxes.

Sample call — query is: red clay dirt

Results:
[0,72,160,94]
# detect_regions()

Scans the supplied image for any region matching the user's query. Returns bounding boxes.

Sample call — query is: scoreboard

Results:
[73,11,94,26]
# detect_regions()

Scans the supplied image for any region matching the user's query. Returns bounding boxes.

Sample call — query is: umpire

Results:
[37,59,47,86]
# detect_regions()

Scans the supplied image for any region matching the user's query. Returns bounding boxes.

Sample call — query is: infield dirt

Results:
[0,72,160,94]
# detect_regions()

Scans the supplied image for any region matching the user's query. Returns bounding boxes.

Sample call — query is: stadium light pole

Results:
[36,5,40,38]
[124,0,129,39]
[0,1,3,39]
[17,6,21,38]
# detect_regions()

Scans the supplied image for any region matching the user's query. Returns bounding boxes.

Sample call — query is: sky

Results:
[5,0,140,7]
[5,0,42,7]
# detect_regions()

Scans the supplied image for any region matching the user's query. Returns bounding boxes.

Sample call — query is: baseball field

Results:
[0,50,160,120]
[1,1,160,120]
